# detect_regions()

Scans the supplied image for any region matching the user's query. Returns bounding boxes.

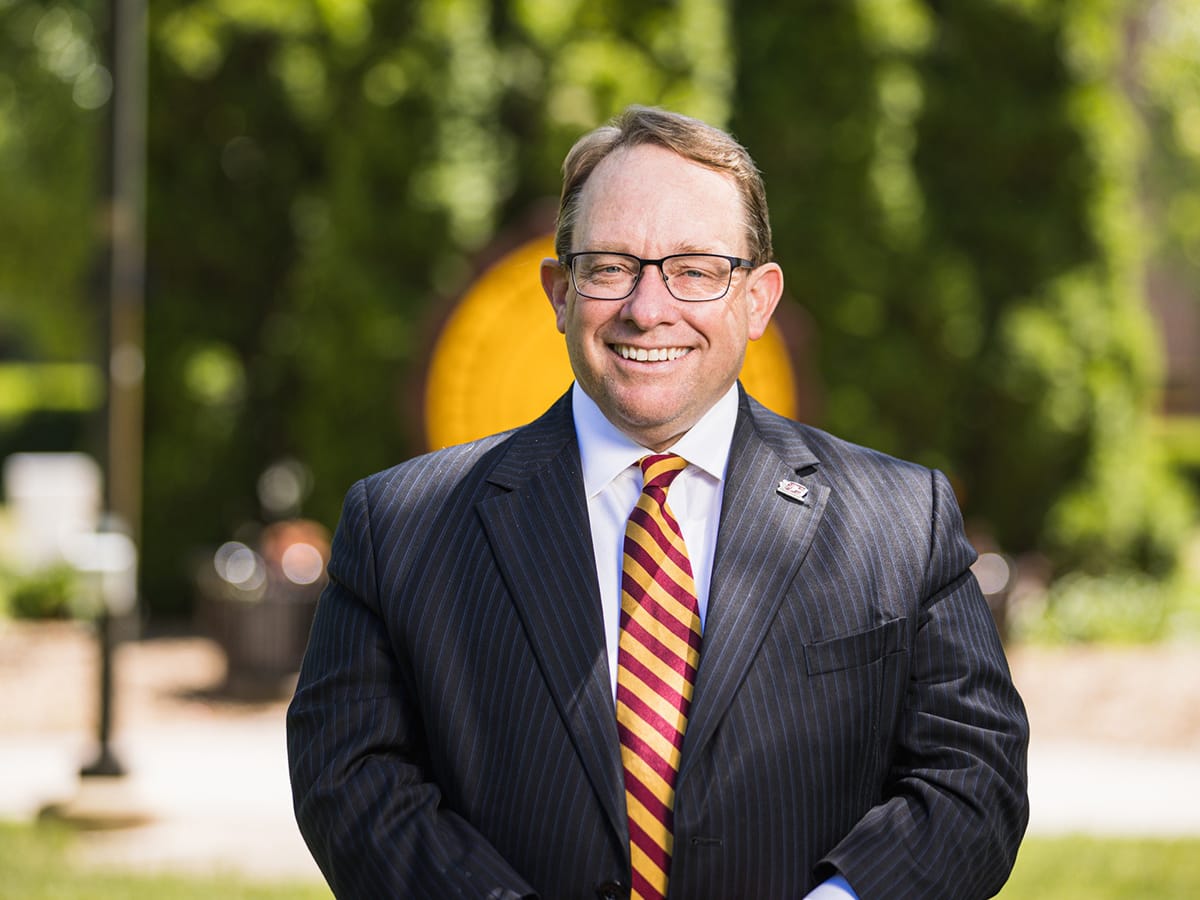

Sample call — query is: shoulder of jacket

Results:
[744,394,932,485]
[358,429,516,502]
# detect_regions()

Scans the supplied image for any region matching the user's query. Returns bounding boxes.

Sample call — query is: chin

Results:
[613,405,691,445]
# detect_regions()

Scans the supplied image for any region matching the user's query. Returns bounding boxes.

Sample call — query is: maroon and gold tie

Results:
[616,453,702,900]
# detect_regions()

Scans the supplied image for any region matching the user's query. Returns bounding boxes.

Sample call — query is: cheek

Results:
[568,304,616,346]
[692,306,745,347]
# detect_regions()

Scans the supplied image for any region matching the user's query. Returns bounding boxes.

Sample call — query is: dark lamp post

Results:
[86,0,146,779]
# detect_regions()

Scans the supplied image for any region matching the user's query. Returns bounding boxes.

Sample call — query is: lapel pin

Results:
[776,479,809,504]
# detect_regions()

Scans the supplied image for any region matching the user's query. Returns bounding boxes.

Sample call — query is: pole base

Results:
[81,746,126,779]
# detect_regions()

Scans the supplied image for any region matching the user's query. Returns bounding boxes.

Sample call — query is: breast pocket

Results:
[803,617,908,675]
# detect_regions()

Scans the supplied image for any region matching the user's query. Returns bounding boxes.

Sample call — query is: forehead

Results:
[574,144,746,252]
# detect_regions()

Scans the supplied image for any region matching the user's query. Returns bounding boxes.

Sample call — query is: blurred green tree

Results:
[732,0,1191,576]
[1138,0,1200,301]
[0,0,103,361]
[1135,0,1200,494]
[0,1,106,462]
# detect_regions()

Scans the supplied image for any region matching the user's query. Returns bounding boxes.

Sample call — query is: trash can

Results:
[195,519,329,697]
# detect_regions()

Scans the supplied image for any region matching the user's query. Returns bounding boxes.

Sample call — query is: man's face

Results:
[542,143,783,450]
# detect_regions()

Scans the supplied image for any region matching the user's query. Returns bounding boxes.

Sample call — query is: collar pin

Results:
[776,479,809,504]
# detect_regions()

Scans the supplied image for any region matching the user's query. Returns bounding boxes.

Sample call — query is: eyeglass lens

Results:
[571,253,735,302]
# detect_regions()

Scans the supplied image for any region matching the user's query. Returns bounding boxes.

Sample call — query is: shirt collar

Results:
[572,381,739,498]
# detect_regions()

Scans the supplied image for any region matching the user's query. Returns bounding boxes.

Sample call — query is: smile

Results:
[613,345,691,362]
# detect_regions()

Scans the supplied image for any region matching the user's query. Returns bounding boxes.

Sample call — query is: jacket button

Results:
[595,880,628,900]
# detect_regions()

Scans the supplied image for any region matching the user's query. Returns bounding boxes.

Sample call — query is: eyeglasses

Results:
[561,251,755,303]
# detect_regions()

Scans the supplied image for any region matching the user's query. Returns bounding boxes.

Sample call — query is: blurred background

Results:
[1,0,1199,897]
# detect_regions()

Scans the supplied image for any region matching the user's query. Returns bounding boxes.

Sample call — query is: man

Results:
[287,106,1029,900]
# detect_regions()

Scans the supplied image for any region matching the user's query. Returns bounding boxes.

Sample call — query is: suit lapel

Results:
[678,394,829,784]
[475,394,628,844]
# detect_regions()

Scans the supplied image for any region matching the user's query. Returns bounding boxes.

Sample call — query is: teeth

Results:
[616,345,689,362]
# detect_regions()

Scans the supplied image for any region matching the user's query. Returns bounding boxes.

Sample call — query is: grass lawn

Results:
[0,820,333,900]
[2,822,1198,898]
[997,834,1200,899]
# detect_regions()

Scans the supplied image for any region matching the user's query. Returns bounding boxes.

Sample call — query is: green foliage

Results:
[0,0,103,361]
[732,0,1192,577]
[3,564,80,619]
[1137,1,1200,284]
[0,820,333,899]
[1158,415,1200,480]
[0,363,104,420]
[1012,570,1174,643]
[0,1,107,467]
[1013,523,1200,645]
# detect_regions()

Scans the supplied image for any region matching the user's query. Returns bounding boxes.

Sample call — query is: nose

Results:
[622,262,678,329]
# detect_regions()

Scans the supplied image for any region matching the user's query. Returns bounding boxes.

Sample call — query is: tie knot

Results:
[639,453,687,493]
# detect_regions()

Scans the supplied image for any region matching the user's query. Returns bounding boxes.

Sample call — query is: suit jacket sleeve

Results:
[818,469,1029,898]
[286,477,537,900]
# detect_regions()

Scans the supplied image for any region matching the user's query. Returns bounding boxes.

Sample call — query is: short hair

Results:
[554,105,774,265]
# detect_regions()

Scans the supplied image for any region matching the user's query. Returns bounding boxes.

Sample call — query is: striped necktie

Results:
[616,453,702,900]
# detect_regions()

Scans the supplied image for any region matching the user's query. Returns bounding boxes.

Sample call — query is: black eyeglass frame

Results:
[560,251,757,302]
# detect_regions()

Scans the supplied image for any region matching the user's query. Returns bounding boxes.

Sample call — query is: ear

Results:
[743,262,784,340]
[540,257,570,335]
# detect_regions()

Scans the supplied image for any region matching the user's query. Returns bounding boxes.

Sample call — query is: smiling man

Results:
[543,138,783,453]
[288,107,1029,900]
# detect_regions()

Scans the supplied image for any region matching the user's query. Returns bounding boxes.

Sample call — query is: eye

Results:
[581,254,637,279]
[667,256,724,281]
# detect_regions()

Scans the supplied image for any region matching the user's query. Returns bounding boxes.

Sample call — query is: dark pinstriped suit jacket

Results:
[287,386,1029,900]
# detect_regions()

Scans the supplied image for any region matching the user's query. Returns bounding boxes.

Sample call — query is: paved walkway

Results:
[0,719,322,883]
[1027,740,1200,836]
[1,624,1198,886]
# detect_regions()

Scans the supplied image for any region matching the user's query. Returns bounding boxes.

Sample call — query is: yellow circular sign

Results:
[425,235,797,449]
